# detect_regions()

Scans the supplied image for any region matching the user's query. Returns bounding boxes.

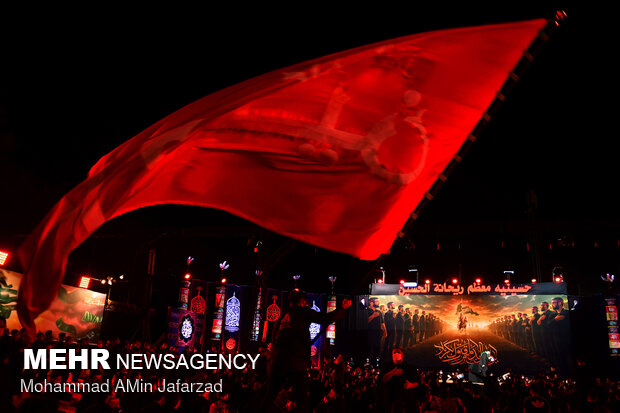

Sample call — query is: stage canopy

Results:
[17,19,545,333]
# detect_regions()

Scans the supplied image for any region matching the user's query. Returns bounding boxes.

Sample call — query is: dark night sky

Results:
[0,6,614,298]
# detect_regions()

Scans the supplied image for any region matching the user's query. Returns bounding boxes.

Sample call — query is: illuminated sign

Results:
[178,280,190,309]
[179,314,195,344]
[266,296,281,322]
[326,324,336,341]
[326,295,336,345]
[397,282,533,296]
[224,293,241,332]
[310,345,318,357]
[226,338,236,351]
[211,286,226,339]
[309,301,321,340]
[251,289,262,341]
[434,338,498,365]
[605,298,620,356]
[263,294,281,342]
[190,287,206,315]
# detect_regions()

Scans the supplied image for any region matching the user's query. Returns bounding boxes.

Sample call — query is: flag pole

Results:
[353,11,568,295]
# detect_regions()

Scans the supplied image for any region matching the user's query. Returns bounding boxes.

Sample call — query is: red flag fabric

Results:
[18,19,545,331]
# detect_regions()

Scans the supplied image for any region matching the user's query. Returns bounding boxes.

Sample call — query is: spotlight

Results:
[475,278,482,284]
[400,279,405,285]
[504,279,510,284]
[378,266,386,284]
[100,279,106,285]
[253,241,262,254]
[221,278,227,284]
[184,273,191,280]
[119,274,124,280]
[531,278,537,283]
[425,279,431,285]
[78,276,91,289]
[0,251,8,266]
[552,266,565,283]
[377,279,383,284]
[451,278,458,284]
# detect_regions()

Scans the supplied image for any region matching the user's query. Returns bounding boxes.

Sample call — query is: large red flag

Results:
[18,19,545,331]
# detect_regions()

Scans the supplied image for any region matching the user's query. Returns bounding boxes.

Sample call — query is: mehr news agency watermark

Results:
[21,349,261,393]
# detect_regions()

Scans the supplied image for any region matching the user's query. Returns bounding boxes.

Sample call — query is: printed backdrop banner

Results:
[367,292,573,375]
[167,308,203,351]
[210,285,227,341]
[189,280,208,318]
[262,288,287,343]
[371,281,568,296]
[0,269,105,341]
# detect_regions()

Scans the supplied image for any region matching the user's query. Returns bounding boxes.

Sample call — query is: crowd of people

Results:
[0,324,618,412]
[367,298,446,362]
[0,291,617,413]
[489,297,571,373]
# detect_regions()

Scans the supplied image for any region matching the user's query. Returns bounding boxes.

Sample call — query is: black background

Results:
[0,5,613,302]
